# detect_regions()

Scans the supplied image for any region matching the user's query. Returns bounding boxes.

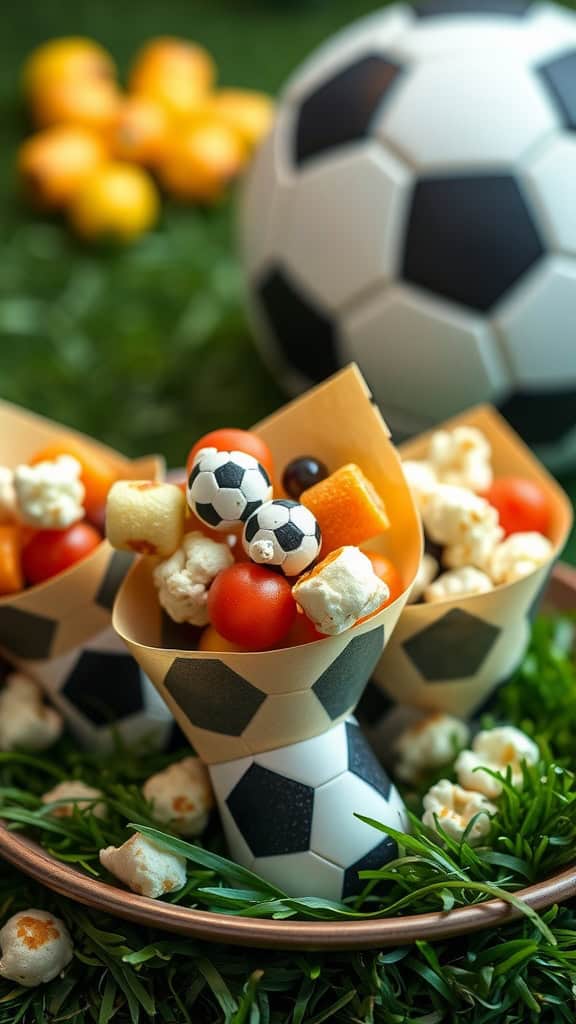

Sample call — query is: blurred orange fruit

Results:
[109,94,168,164]
[157,118,246,202]
[23,37,116,97]
[18,126,107,209]
[68,162,159,242]
[129,37,215,118]
[201,90,274,148]
[31,76,120,132]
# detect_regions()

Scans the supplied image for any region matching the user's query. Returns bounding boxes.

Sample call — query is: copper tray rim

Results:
[1,561,575,951]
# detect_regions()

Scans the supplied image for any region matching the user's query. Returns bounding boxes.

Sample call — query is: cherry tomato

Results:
[284,613,324,647]
[22,522,101,585]
[186,429,274,480]
[363,551,404,606]
[207,563,296,651]
[31,440,118,528]
[481,477,551,537]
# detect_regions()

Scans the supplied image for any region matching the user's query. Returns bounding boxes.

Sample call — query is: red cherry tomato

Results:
[363,551,404,606]
[481,477,551,538]
[22,522,102,585]
[207,563,296,651]
[186,429,274,479]
[284,613,324,647]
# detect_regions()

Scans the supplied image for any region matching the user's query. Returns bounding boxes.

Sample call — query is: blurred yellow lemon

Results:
[157,118,246,202]
[109,94,168,165]
[31,76,120,133]
[18,125,107,209]
[202,90,274,148]
[68,162,159,242]
[23,37,115,97]
[129,36,215,118]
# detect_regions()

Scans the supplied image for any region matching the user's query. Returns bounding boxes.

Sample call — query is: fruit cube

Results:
[300,463,389,555]
[106,480,185,558]
[0,526,23,595]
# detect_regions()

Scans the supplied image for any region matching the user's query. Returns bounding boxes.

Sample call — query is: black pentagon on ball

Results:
[413,0,531,17]
[227,763,314,857]
[539,50,576,131]
[242,500,265,523]
[244,512,261,544]
[275,522,304,552]
[295,54,403,166]
[256,267,339,384]
[188,463,201,488]
[312,626,385,719]
[0,605,57,660]
[342,835,397,898]
[62,651,144,726]
[346,720,392,799]
[194,502,222,527]
[214,462,245,490]
[403,175,544,312]
[163,657,266,736]
[403,608,500,682]
[499,387,576,445]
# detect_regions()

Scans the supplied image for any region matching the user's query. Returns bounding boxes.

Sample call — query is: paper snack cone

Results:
[0,400,166,748]
[114,365,423,764]
[371,405,573,720]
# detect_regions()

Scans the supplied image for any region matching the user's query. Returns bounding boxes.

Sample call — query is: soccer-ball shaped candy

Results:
[187,448,272,531]
[243,499,321,576]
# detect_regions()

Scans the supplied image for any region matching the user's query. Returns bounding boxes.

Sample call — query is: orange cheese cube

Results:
[0,526,23,595]
[301,463,389,555]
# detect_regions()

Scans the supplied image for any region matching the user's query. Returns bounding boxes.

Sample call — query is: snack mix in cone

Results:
[0,400,175,751]
[113,366,422,897]
[366,405,572,747]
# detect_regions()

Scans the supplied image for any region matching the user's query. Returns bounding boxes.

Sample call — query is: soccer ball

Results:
[240,0,576,471]
[187,448,273,530]
[210,718,408,900]
[25,627,177,752]
[243,499,321,575]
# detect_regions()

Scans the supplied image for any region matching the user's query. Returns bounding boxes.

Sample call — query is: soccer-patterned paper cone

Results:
[0,400,170,749]
[114,365,422,764]
[371,405,573,719]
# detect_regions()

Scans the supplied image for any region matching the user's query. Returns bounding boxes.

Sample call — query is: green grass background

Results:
[0,0,574,560]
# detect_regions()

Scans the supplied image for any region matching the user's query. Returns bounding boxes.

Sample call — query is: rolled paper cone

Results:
[0,400,168,748]
[12,625,176,753]
[114,364,423,764]
[209,718,409,900]
[372,404,573,719]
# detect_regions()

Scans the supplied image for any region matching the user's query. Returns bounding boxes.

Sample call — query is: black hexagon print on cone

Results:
[113,367,422,896]
[0,398,168,751]
[372,404,572,720]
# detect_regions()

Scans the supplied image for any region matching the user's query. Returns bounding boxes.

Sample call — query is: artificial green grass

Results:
[0,613,576,1022]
